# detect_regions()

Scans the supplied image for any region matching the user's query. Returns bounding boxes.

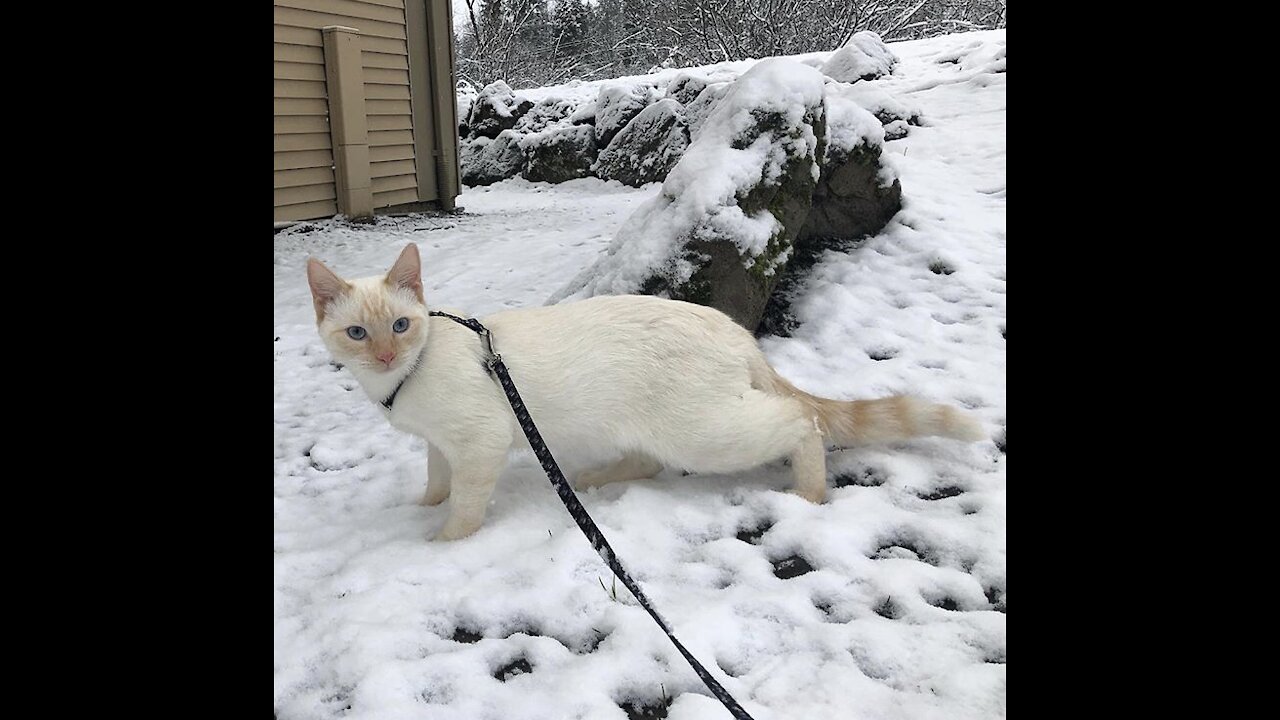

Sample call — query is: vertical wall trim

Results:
[404,0,439,204]
[426,0,460,209]
[322,25,373,218]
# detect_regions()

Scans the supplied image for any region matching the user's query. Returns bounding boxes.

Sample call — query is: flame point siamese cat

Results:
[307,244,985,541]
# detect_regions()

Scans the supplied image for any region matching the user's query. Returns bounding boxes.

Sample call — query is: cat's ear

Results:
[385,243,424,303]
[307,258,350,322]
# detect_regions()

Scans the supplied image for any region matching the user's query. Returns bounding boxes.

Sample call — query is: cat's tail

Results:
[753,363,986,446]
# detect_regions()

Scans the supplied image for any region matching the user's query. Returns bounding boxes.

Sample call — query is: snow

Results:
[517,62,750,109]
[275,29,1005,720]
[836,80,922,127]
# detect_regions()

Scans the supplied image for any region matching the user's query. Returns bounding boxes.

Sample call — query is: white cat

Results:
[307,243,984,540]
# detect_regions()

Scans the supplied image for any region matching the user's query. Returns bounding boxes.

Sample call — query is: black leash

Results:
[427,310,757,720]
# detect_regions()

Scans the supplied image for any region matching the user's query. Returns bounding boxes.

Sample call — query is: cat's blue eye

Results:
[346,326,367,341]
[393,317,409,333]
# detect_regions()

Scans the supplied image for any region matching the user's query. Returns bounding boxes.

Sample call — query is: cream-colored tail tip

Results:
[941,407,986,442]
[954,417,987,442]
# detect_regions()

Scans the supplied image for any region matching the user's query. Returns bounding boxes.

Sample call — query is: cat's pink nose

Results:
[377,351,396,366]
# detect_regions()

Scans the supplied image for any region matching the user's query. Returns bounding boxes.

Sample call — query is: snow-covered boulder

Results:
[757,84,911,333]
[457,83,478,136]
[513,98,576,134]
[684,81,733,142]
[821,31,898,83]
[594,99,690,187]
[460,130,525,186]
[667,72,709,105]
[521,124,598,183]
[850,31,897,72]
[759,91,903,336]
[595,83,656,147]
[800,95,901,248]
[467,81,535,139]
[551,59,828,332]
[883,120,910,141]
[568,101,596,126]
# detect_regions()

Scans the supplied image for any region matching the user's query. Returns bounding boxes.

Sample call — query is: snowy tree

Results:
[455,0,1007,88]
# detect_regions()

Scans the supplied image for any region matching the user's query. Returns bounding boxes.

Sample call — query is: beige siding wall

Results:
[274,0,424,221]
[361,31,419,209]
[274,19,336,222]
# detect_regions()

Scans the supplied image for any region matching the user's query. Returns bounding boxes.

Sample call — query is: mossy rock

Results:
[801,141,902,244]
[761,141,901,336]
[641,101,826,331]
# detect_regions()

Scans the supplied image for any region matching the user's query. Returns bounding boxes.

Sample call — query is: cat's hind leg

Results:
[788,426,828,503]
[420,442,451,506]
[576,452,663,490]
[673,390,828,502]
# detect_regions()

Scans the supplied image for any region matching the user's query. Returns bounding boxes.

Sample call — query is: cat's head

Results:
[306,244,430,376]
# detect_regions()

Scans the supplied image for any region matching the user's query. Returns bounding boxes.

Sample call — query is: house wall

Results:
[274,0,458,223]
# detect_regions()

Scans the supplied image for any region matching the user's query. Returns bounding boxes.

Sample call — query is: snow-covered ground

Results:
[275,30,1005,720]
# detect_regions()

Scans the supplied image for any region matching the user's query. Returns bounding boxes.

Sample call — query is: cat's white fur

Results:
[308,244,984,541]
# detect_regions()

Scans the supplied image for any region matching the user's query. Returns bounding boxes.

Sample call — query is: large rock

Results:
[849,31,897,74]
[683,81,732,141]
[467,81,534,139]
[667,72,709,105]
[460,130,525,186]
[800,143,901,242]
[760,93,902,336]
[821,31,898,83]
[595,99,690,187]
[521,124,598,183]
[800,94,901,242]
[551,59,829,332]
[568,101,596,126]
[595,83,655,147]
[513,98,576,134]
[457,84,478,136]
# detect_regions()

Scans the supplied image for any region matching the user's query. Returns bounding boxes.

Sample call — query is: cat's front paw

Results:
[575,468,609,490]
[434,515,483,541]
